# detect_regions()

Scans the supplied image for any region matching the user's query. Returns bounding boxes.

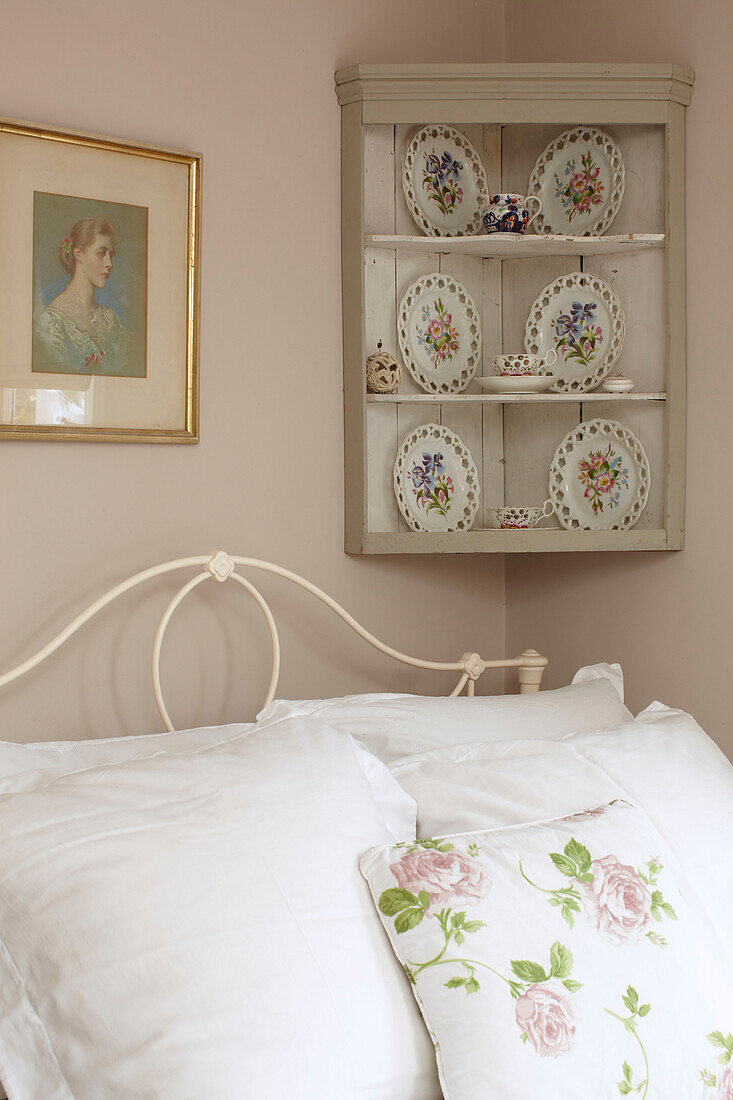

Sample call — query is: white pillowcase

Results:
[0,717,441,1100]
[361,802,733,1099]
[389,703,733,960]
[0,721,253,782]
[256,664,631,764]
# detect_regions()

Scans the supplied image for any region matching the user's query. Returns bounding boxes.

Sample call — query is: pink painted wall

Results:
[0,0,509,742]
[505,0,733,757]
[4,0,722,756]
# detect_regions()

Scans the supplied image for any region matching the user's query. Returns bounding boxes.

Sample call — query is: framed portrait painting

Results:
[0,118,201,442]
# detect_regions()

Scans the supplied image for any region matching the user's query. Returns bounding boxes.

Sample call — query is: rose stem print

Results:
[378,839,581,1058]
[519,837,676,945]
[604,986,651,1098]
[700,1029,733,1096]
[35,216,129,375]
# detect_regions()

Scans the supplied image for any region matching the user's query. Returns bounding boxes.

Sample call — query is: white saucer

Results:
[475,375,555,394]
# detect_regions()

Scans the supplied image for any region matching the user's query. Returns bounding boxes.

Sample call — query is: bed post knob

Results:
[462,652,485,681]
[517,649,549,694]
[206,551,235,582]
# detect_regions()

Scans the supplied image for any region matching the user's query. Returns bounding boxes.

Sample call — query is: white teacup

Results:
[491,349,557,377]
[496,500,554,529]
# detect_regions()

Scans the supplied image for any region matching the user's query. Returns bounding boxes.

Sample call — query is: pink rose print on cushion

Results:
[718,1066,733,1100]
[389,847,489,915]
[515,982,575,1058]
[521,837,677,943]
[577,854,652,945]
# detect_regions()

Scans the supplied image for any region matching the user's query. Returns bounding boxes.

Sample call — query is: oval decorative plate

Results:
[393,423,480,533]
[548,419,650,531]
[524,272,625,393]
[402,125,489,237]
[528,127,625,236]
[398,273,481,394]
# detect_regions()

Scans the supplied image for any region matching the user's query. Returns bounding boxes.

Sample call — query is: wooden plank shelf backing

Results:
[335,64,693,554]
[367,234,666,258]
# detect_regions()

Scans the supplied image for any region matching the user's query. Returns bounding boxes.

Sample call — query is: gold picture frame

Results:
[0,118,201,443]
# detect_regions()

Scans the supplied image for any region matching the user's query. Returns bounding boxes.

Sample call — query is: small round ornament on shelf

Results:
[366,343,402,394]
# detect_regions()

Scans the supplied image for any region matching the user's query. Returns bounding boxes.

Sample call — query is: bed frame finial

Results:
[517,649,550,694]
[207,551,235,582]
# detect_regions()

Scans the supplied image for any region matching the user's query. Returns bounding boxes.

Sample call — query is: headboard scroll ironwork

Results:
[0,552,548,731]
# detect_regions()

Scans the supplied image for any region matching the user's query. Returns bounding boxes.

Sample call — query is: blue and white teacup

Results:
[481,193,542,234]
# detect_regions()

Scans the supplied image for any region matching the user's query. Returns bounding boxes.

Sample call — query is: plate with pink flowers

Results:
[402,125,489,237]
[548,418,650,530]
[393,423,480,533]
[398,272,481,394]
[528,127,625,236]
[524,272,625,393]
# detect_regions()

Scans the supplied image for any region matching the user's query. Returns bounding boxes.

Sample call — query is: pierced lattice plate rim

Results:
[393,422,480,533]
[398,272,481,394]
[528,127,625,236]
[548,418,650,531]
[402,125,489,237]
[524,271,625,393]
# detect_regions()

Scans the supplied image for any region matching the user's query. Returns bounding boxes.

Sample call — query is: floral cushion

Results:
[360,801,733,1099]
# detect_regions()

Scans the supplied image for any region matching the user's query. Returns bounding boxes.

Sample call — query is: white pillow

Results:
[388,703,733,960]
[0,717,441,1100]
[0,721,253,782]
[361,802,733,1099]
[0,719,408,845]
[256,664,631,763]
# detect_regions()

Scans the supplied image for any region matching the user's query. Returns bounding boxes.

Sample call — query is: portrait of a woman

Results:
[33,215,136,376]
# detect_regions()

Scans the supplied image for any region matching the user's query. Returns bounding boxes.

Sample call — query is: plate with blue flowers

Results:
[402,125,489,237]
[524,272,625,393]
[393,423,480,533]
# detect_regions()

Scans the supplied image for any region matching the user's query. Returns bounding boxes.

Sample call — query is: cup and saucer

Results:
[476,349,557,394]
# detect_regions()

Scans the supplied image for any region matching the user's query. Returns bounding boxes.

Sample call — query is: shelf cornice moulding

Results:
[334,64,695,107]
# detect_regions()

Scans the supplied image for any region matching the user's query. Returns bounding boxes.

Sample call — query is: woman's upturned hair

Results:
[59,216,117,275]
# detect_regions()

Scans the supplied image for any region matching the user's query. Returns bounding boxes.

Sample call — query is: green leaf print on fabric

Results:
[605,986,651,1097]
[521,838,677,946]
[700,1029,733,1093]
[377,839,581,1058]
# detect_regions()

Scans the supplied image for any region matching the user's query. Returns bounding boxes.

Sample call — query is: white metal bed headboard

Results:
[0,551,548,731]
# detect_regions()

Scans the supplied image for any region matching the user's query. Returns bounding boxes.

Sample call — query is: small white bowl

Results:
[600,376,635,393]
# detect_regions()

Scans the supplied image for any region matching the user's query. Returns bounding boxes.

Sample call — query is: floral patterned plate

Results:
[402,125,489,237]
[393,423,480,533]
[398,273,481,394]
[524,272,625,393]
[528,127,625,236]
[548,419,650,530]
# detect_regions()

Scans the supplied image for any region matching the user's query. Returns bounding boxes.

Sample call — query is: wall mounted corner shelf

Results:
[336,63,693,554]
